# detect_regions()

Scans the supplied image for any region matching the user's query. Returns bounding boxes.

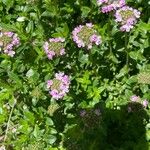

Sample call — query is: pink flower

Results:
[86,23,93,28]
[142,100,148,108]
[12,35,20,45]
[90,34,102,45]
[55,72,64,80]
[43,37,66,60]
[47,80,53,88]
[130,95,140,102]
[1,30,20,57]
[97,0,108,6]
[6,44,13,50]
[60,48,66,55]
[47,72,70,100]
[115,6,141,32]
[80,110,86,117]
[7,50,15,57]
[47,51,55,60]
[98,0,126,13]
[4,32,14,37]
[50,89,59,99]
[72,23,102,49]
[120,24,133,32]
[87,44,92,50]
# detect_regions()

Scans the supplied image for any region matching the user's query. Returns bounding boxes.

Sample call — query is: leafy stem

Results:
[3,98,16,142]
[108,15,113,55]
[125,33,129,72]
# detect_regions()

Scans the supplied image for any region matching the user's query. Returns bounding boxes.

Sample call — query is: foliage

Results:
[0,0,150,149]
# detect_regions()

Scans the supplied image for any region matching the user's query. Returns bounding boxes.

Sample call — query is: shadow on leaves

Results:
[63,102,149,150]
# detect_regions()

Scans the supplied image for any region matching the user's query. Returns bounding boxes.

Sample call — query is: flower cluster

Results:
[130,95,140,102]
[47,72,70,100]
[80,108,101,128]
[115,6,141,32]
[138,72,150,84]
[97,0,125,13]
[80,109,101,117]
[0,30,20,57]
[43,37,66,60]
[72,23,102,49]
[130,95,149,108]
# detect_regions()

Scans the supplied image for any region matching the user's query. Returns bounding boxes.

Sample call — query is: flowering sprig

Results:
[72,23,102,50]
[43,37,66,60]
[0,30,20,57]
[47,72,70,100]
[115,6,141,32]
[97,0,125,13]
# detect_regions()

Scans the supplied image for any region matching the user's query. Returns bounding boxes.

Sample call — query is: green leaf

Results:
[129,51,145,61]
[53,23,69,38]
[78,52,89,65]
[8,72,22,88]
[26,21,34,33]
[33,124,40,138]
[46,117,54,126]
[81,6,91,18]
[126,75,138,84]
[24,111,35,125]
[47,135,56,144]
[0,91,10,101]
[116,65,128,79]
[2,0,14,11]
[17,16,26,22]
[26,69,34,78]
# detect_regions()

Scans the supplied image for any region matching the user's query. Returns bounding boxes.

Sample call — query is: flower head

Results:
[115,6,141,32]
[72,23,102,50]
[80,108,102,128]
[138,72,150,84]
[43,37,66,60]
[0,30,20,57]
[47,72,70,100]
[80,110,86,117]
[97,0,126,13]
[130,95,140,102]
[142,100,148,108]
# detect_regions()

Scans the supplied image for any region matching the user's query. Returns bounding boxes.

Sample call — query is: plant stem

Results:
[3,100,16,142]
[125,33,129,72]
[108,15,112,55]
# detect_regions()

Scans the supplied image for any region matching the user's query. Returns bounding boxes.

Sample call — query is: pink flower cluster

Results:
[130,95,140,102]
[80,109,101,117]
[115,6,141,32]
[0,31,20,57]
[130,95,149,108]
[142,100,149,108]
[47,72,70,100]
[97,0,125,13]
[43,37,66,60]
[72,23,102,50]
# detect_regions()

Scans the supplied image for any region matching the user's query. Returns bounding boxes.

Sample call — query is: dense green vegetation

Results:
[0,0,150,149]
